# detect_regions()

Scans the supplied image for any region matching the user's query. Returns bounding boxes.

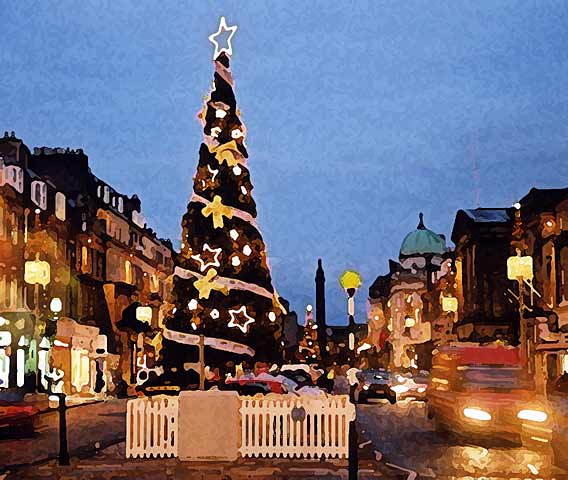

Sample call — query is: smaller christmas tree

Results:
[298,305,321,363]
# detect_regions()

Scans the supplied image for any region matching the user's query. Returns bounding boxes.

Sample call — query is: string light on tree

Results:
[188,299,198,311]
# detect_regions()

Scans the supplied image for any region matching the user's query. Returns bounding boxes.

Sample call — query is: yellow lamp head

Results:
[339,270,362,290]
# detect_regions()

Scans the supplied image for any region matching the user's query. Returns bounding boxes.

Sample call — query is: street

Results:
[0,398,128,471]
[358,399,566,480]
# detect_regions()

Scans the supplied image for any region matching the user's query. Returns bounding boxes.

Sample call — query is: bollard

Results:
[57,393,70,465]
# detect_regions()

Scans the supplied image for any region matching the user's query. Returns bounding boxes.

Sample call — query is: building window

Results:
[81,246,89,272]
[111,196,116,208]
[31,181,47,210]
[10,212,17,245]
[125,260,132,284]
[118,197,124,213]
[6,166,23,193]
[103,186,110,204]
[150,274,159,293]
[560,247,568,305]
[55,192,66,221]
[97,185,102,198]
[0,273,6,309]
[9,278,17,309]
[0,205,4,240]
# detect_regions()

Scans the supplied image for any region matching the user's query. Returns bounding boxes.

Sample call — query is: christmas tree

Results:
[161,17,285,384]
[298,305,321,364]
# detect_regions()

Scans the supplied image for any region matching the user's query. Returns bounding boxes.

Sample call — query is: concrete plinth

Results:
[178,390,240,461]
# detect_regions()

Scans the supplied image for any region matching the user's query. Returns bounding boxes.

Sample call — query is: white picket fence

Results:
[126,395,179,458]
[125,393,355,460]
[239,394,355,459]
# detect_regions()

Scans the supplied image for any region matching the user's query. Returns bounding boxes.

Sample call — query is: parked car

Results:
[355,369,397,404]
[390,370,430,401]
[0,400,39,437]
[427,344,552,448]
[278,368,315,389]
[224,373,297,395]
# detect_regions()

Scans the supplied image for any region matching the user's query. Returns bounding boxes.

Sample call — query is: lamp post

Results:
[45,295,70,465]
[339,270,362,365]
[507,249,533,367]
[24,254,50,390]
[133,305,152,385]
[339,269,362,480]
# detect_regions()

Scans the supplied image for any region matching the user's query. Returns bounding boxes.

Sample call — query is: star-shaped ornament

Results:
[208,16,238,60]
[227,305,255,333]
[191,243,222,272]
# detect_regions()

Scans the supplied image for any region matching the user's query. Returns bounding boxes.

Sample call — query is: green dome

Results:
[400,213,446,257]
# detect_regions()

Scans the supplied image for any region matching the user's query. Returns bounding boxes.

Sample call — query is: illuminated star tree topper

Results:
[208,16,238,59]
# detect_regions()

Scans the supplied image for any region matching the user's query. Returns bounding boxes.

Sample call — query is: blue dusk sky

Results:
[2,1,568,324]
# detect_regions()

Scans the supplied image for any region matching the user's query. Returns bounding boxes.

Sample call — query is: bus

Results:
[426,343,552,447]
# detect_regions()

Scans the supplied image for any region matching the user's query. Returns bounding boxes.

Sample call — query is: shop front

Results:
[49,317,116,397]
[0,311,39,396]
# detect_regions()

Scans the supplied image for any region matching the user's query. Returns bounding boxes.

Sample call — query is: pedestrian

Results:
[94,359,105,394]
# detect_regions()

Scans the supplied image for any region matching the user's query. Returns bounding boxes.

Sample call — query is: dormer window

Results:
[97,185,102,198]
[118,197,124,213]
[55,192,66,221]
[31,181,47,210]
[5,166,23,193]
[132,210,146,229]
[103,186,110,203]
[112,196,116,208]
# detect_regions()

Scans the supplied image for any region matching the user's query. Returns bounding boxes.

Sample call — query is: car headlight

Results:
[517,409,547,423]
[391,384,409,394]
[463,407,492,421]
[363,385,369,390]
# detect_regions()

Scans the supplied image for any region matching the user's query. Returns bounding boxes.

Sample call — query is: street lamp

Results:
[339,270,362,357]
[24,254,51,389]
[339,270,361,480]
[507,249,533,366]
[24,254,51,319]
[50,297,62,319]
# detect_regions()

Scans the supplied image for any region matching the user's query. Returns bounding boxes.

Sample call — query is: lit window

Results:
[31,181,47,210]
[5,166,23,193]
[150,274,159,293]
[55,192,66,221]
[112,196,116,207]
[97,185,102,198]
[10,212,17,245]
[81,246,88,271]
[125,260,132,284]
[0,206,4,240]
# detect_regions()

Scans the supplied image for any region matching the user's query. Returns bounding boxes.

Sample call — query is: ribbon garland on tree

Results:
[175,265,286,315]
[194,192,257,228]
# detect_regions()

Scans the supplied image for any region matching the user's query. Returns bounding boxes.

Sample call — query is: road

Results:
[357,399,566,479]
[0,397,128,471]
